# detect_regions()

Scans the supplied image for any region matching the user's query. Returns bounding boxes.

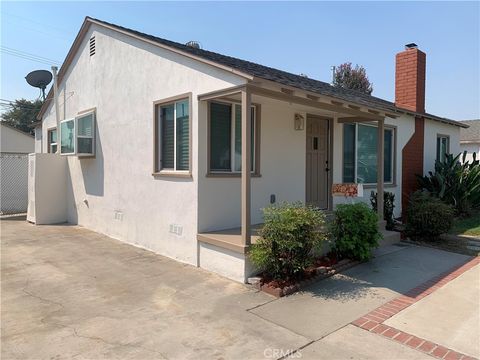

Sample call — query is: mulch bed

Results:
[252,254,361,297]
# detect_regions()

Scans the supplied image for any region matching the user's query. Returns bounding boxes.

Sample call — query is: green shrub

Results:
[405,191,454,242]
[370,191,395,230]
[249,202,327,280]
[417,152,480,215]
[330,203,381,261]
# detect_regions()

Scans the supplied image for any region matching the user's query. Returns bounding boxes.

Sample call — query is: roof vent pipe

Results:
[185,41,201,49]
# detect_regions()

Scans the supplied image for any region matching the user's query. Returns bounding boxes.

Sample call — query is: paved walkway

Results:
[385,262,479,358]
[1,218,478,359]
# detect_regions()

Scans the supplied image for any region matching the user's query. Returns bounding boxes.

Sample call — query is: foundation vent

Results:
[89,36,96,56]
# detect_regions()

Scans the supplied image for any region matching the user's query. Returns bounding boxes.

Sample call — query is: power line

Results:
[1,46,61,66]
[1,11,71,34]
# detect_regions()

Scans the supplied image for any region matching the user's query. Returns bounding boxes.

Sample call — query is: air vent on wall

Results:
[89,36,95,56]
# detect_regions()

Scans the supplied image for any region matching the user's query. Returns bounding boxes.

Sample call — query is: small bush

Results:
[249,202,327,280]
[370,191,395,230]
[330,203,381,261]
[405,191,454,242]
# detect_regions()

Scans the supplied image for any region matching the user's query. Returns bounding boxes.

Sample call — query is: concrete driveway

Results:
[1,218,478,360]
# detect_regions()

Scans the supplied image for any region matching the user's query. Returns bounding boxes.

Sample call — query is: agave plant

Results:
[417,151,480,214]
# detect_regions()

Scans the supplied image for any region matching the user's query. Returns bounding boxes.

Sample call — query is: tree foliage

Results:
[333,63,373,95]
[1,99,43,135]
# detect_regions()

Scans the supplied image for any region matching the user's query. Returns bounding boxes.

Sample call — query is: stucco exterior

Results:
[0,123,34,154]
[34,19,465,282]
[39,23,246,265]
[423,118,461,173]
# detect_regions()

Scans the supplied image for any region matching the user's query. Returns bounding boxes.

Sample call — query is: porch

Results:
[196,82,399,282]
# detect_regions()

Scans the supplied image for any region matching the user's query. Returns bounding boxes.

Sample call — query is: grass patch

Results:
[450,212,480,237]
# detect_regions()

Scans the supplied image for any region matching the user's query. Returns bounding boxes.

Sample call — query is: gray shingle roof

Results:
[460,120,480,142]
[90,17,399,111]
[37,16,468,129]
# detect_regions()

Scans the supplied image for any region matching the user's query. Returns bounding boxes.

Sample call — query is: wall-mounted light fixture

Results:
[294,113,305,130]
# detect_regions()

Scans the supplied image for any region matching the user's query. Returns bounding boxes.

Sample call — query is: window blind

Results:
[343,124,355,182]
[176,100,189,170]
[161,105,175,169]
[210,102,232,171]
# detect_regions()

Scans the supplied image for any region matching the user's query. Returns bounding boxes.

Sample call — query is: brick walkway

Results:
[352,257,480,360]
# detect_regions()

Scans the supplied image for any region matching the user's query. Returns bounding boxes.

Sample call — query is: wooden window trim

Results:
[341,122,397,187]
[153,93,192,176]
[206,100,261,177]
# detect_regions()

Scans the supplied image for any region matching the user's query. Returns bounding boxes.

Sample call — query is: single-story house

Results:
[31,17,467,282]
[460,119,479,163]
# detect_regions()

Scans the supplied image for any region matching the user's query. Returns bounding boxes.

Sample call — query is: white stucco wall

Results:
[198,96,312,232]
[423,119,461,174]
[0,123,35,154]
[460,143,480,163]
[40,24,246,265]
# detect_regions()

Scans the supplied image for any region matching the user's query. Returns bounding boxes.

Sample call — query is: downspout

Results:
[52,66,60,154]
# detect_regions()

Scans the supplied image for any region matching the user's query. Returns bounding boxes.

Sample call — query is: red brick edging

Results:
[352,257,480,360]
[257,259,360,297]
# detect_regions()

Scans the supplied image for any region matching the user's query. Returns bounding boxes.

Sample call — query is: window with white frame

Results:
[209,101,257,173]
[155,98,190,172]
[343,123,395,184]
[436,135,449,163]
[47,128,57,153]
[60,110,95,156]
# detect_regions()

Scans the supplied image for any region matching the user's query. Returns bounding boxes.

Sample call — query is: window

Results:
[155,98,190,172]
[77,113,94,154]
[343,123,395,184]
[60,110,96,156]
[60,119,75,154]
[436,135,449,163]
[47,128,57,153]
[209,101,257,173]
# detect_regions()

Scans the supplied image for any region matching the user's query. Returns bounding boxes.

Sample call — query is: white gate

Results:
[0,153,29,215]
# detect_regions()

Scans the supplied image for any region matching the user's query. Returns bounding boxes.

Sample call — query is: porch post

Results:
[241,88,252,246]
[377,118,385,222]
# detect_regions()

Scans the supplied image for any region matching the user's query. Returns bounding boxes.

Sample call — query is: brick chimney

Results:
[395,43,426,113]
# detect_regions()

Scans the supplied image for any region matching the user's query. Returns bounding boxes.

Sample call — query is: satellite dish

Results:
[25,70,53,100]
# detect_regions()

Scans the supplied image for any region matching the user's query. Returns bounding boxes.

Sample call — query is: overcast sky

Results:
[1,1,479,119]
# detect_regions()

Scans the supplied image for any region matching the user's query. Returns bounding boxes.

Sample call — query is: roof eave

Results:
[37,16,254,121]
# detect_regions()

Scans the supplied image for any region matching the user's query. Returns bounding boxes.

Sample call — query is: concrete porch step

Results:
[380,228,401,246]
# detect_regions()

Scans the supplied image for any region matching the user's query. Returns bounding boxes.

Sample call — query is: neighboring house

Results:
[32,17,467,282]
[0,122,35,154]
[0,122,35,215]
[460,119,480,163]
